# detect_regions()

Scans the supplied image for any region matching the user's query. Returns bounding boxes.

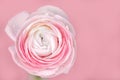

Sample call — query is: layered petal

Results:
[37,5,68,19]
[5,11,29,41]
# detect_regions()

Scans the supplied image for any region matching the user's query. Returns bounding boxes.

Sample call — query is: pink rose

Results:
[5,6,76,78]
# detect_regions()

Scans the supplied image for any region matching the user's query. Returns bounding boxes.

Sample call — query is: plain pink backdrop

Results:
[0,0,120,80]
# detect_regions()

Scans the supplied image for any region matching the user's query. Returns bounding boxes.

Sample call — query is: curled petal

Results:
[35,5,68,20]
[54,15,76,37]
[63,47,76,73]
[8,46,21,68]
[5,11,29,41]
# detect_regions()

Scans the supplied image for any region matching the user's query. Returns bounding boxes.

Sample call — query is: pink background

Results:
[0,0,120,80]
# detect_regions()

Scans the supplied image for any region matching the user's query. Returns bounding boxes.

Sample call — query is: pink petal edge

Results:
[5,11,29,41]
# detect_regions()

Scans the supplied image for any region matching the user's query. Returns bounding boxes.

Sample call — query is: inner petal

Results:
[29,25,58,57]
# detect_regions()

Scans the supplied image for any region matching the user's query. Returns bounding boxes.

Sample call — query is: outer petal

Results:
[36,5,68,19]
[37,5,75,36]
[5,11,29,41]
[8,46,21,66]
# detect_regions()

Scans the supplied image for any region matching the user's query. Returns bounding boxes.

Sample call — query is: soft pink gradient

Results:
[0,0,120,80]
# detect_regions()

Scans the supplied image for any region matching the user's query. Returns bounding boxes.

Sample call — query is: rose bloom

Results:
[5,6,76,78]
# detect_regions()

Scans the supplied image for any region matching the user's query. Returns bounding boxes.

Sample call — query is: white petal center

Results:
[28,25,58,56]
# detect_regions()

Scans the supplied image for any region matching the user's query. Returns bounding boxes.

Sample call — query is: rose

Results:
[5,6,76,78]
[5,5,76,78]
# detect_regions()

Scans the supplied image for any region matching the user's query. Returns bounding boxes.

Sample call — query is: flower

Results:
[5,5,76,78]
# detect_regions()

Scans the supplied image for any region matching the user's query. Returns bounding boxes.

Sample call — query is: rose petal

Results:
[54,15,76,37]
[64,48,75,73]
[36,5,68,19]
[34,68,59,78]
[8,46,21,65]
[5,11,29,41]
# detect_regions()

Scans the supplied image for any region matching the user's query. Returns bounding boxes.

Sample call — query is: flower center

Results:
[28,24,58,57]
